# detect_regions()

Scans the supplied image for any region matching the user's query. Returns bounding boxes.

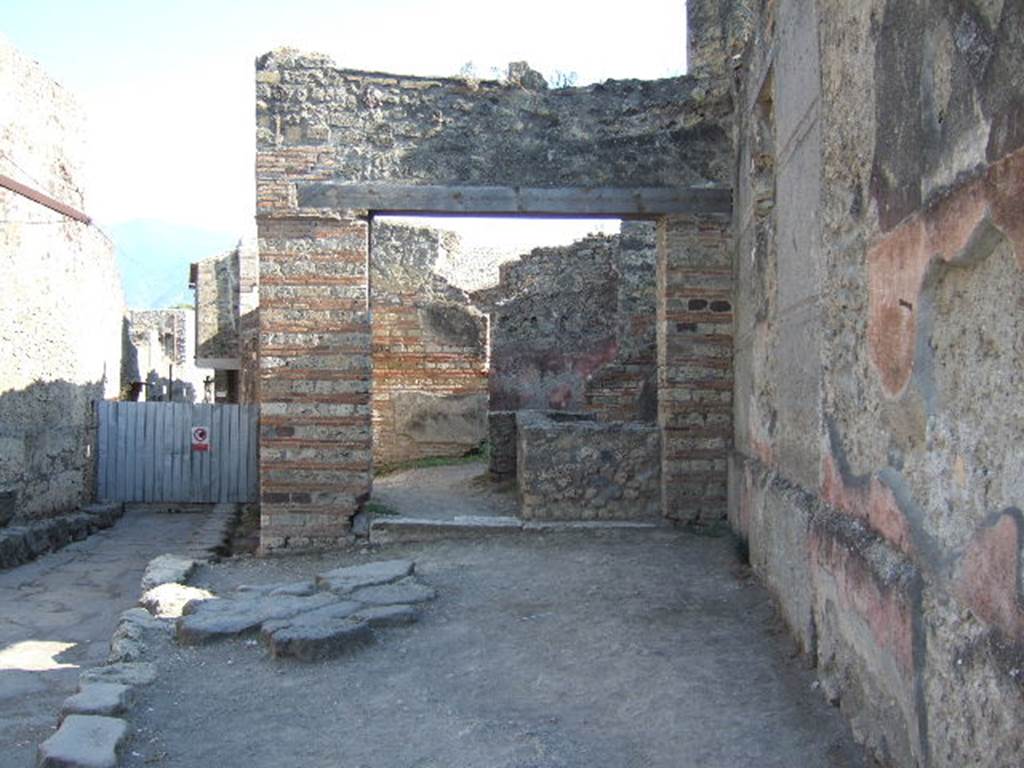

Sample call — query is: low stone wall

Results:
[516,411,659,520]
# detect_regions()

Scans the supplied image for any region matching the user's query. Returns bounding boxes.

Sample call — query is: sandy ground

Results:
[122,528,870,768]
[0,506,209,768]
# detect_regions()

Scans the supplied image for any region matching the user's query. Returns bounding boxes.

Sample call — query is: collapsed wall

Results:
[0,39,123,522]
[370,221,488,467]
[727,1,1024,765]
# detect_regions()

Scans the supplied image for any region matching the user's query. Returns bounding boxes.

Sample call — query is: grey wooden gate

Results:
[96,402,258,503]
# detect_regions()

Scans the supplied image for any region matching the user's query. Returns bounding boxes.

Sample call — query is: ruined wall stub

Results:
[255,49,735,551]
[729,1,1024,765]
[0,39,123,522]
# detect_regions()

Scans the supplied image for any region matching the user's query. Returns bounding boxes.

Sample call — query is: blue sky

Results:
[2,1,688,306]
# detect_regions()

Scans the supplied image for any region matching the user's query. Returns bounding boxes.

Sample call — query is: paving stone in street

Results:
[140,554,197,591]
[264,618,374,662]
[352,603,420,628]
[79,662,158,688]
[61,684,132,719]
[315,559,415,593]
[140,583,214,618]
[176,593,338,645]
[37,714,129,768]
[349,578,437,606]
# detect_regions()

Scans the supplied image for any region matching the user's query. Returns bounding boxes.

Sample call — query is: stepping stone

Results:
[176,593,338,645]
[236,580,316,597]
[261,600,363,636]
[79,662,158,688]
[349,578,436,606]
[316,559,415,593]
[352,603,420,628]
[37,714,129,768]
[140,554,196,591]
[140,583,214,618]
[265,618,374,661]
[61,684,132,719]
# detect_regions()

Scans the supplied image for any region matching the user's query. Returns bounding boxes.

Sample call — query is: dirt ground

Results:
[123,528,870,768]
[371,461,518,520]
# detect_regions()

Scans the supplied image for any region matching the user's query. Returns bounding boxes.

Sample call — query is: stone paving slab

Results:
[61,684,132,719]
[37,714,129,768]
[0,505,209,767]
[177,559,436,661]
[314,558,415,593]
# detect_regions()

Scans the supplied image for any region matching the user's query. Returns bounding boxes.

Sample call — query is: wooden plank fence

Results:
[96,402,258,503]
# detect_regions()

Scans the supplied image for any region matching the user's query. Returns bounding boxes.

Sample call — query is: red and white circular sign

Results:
[191,426,210,452]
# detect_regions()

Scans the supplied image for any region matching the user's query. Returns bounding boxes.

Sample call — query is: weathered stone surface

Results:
[1,42,122,528]
[264,618,374,662]
[37,715,129,768]
[140,554,197,591]
[108,608,165,664]
[487,411,518,481]
[79,662,158,688]
[349,578,437,606]
[315,559,415,594]
[369,516,522,545]
[140,583,215,618]
[352,603,420,628]
[61,684,132,719]
[176,593,338,645]
[236,580,310,596]
[516,411,661,520]
[261,600,363,636]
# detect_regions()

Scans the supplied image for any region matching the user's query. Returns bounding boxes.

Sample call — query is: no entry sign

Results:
[191,425,210,452]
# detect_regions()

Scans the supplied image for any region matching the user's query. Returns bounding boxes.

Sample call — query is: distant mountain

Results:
[107,219,240,309]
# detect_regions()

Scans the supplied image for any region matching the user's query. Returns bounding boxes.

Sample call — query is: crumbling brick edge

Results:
[0,503,124,571]
[34,503,239,767]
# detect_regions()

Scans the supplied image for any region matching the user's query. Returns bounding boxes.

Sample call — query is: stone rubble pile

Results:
[176,559,435,661]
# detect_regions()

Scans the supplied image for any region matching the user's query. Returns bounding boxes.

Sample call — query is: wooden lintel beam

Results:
[297,182,732,219]
[0,173,91,224]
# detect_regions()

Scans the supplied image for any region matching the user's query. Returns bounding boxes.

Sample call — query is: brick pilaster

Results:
[657,214,734,525]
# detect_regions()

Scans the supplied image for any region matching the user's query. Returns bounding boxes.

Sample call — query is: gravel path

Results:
[371,460,518,520]
[0,506,209,767]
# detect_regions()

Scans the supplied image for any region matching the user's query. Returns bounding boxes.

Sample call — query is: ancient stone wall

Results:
[475,223,658,422]
[122,310,212,402]
[516,411,660,520]
[370,221,488,467]
[193,239,260,403]
[0,40,123,522]
[728,1,1024,764]
[255,48,734,551]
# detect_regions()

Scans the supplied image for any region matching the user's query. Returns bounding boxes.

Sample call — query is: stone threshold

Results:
[369,515,663,544]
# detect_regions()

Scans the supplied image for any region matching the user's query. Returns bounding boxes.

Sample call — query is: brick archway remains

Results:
[255,51,734,552]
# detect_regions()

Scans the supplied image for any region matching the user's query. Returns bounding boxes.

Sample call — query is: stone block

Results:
[37,715,129,768]
[61,684,132,719]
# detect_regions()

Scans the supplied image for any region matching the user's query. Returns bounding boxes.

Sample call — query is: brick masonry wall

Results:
[255,48,734,550]
[727,1,1024,765]
[257,214,372,552]
[0,40,123,522]
[657,214,733,527]
[370,221,487,467]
